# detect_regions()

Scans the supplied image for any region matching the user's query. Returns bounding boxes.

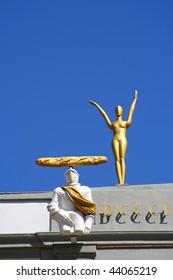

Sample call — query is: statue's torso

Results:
[55,185,91,211]
[112,120,127,140]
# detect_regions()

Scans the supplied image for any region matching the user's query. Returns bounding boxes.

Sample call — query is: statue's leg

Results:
[112,139,122,184]
[119,138,127,184]
[59,220,73,235]
[70,212,85,235]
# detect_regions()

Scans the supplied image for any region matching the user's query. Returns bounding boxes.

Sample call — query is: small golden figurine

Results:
[88,90,138,185]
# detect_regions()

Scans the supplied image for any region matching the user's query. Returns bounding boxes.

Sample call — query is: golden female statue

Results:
[88,91,138,185]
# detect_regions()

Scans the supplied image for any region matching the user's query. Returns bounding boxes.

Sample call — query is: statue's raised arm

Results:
[126,90,138,128]
[88,100,112,130]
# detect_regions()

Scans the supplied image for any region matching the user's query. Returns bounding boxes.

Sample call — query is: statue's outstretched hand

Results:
[134,90,138,98]
[88,100,97,106]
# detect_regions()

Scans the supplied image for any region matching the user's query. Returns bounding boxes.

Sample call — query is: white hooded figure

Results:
[47,168,95,235]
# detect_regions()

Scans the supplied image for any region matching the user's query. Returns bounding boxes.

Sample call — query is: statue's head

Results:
[115,105,123,118]
[64,167,79,185]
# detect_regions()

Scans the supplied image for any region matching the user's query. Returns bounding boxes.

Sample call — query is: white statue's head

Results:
[64,167,79,185]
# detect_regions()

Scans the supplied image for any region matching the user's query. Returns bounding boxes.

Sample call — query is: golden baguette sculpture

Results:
[36,156,108,167]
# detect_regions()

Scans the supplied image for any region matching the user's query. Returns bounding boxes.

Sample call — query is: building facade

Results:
[0,183,173,259]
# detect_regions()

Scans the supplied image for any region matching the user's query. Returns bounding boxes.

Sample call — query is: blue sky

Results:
[0,0,173,192]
